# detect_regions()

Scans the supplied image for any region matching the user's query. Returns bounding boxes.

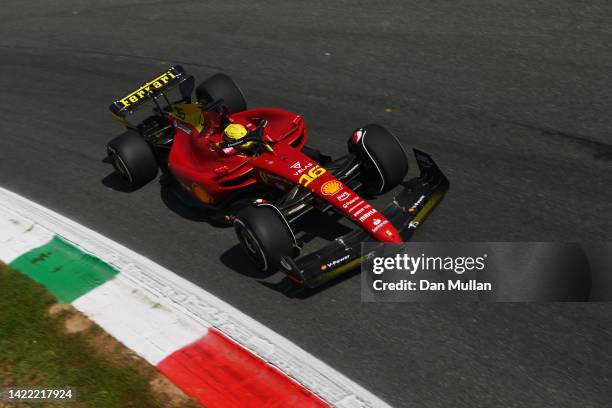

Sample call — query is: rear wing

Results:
[109,65,194,120]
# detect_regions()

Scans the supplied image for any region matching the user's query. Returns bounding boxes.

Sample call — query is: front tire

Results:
[106,131,158,190]
[196,73,247,113]
[348,124,408,194]
[233,204,295,272]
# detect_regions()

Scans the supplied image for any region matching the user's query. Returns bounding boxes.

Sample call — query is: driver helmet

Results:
[223,123,253,150]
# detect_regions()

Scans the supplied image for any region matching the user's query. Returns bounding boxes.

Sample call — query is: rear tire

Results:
[233,204,295,272]
[196,73,247,113]
[106,131,158,190]
[348,124,408,194]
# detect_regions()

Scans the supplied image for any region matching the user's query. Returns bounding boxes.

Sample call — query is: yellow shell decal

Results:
[321,180,342,196]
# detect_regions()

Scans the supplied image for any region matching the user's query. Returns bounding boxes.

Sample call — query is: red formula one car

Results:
[105,66,449,288]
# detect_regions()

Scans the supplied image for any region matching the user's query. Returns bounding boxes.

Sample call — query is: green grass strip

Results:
[0,265,185,407]
[9,236,117,303]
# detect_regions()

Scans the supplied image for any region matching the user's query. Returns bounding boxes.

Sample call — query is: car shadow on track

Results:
[101,168,231,227]
[220,244,277,279]
[258,270,361,299]
[101,171,134,193]
[102,163,361,236]
[219,211,360,299]
[220,244,360,299]
[159,185,228,226]
[103,167,366,298]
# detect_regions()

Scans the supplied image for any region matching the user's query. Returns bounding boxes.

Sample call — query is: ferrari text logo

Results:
[119,69,178,108]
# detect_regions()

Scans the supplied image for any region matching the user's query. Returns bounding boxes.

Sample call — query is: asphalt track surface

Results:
[1,1,611,407]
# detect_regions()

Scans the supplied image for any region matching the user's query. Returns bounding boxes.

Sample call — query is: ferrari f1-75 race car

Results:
[105,66,449,289]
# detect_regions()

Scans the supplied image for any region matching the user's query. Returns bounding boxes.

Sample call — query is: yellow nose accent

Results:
[224,123,248,140]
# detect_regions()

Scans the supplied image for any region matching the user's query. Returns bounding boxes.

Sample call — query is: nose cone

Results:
[368,219,403,243]
[377,225,402,243]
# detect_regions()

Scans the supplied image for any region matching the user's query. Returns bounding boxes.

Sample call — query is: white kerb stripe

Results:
[0,208,54,263]
[72,275,208,365]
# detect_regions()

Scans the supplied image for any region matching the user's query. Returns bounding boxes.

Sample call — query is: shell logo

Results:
[321,180,342,196]
[192,184,214,204]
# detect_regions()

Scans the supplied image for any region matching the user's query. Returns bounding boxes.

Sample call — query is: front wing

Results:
[278,149,449,289]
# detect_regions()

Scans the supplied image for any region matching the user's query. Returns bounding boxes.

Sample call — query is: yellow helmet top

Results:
[223,123,254,150]
[224,123,248,141]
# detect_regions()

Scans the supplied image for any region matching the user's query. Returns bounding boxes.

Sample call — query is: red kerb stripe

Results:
[156,328,330,408]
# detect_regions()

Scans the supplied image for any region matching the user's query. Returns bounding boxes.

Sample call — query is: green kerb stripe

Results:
[9,236,117,303]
